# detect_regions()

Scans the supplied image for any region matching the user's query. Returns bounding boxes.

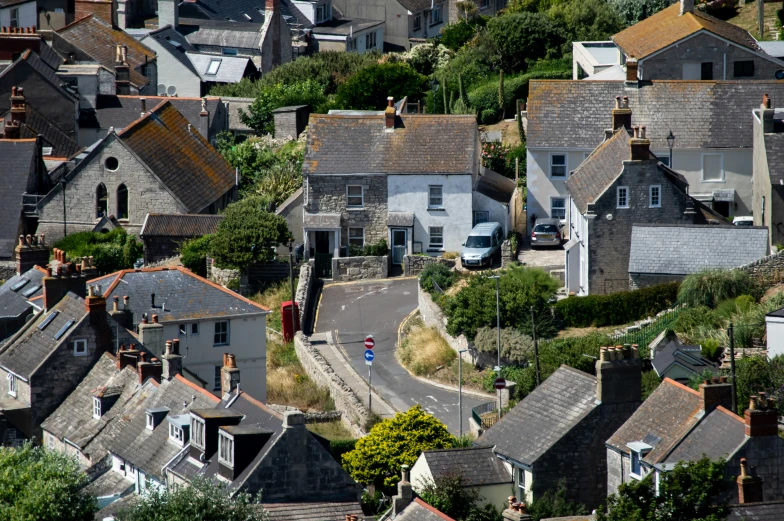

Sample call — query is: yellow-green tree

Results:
[342,405,455,490]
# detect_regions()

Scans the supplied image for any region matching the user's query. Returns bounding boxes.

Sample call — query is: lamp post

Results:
[489,274,501,420]
[60,178,67,239]
[666,130,675,168]
[458,348,468,438]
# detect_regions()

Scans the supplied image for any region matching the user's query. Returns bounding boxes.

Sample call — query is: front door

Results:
[314,231,332,278]
[392,229,407,264]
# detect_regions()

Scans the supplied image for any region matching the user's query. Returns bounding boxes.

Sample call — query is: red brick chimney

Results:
[700,376,733,413]
[14,234,48,275]
[10,86,26,124]
[629,126,651,161]
[42,257,89,311]
[385,97,395,130]
[117,343,141,370]
[737,458,764,504]
[85,285,107,324]
[744,392,779,437]
[611,96,632,132]
[3,118,20,139]
[138,353,162,384]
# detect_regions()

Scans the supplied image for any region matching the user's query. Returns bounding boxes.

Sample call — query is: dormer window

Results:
[7,373,17,397]
[170,423,184,442]
[146,413,154,430]
[93,397,101,419]
[167,415,190,446]
[191,416,205,448]
[145,407,170,431]
[628,441,653,480]
[218,432,234,467]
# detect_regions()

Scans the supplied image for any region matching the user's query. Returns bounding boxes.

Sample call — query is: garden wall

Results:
[293,332,369,438]
[737,249,784,285]
[403,255,456,276]
[295,260,314,328]
[332,255,388,282]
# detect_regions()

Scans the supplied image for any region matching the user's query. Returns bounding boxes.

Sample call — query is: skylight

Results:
[54,319,75,340]
[38,311,59,330]
[22,284,40,297]
[206,59,221,75]
[11,279,29,292]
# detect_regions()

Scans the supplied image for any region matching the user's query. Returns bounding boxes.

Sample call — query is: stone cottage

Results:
[752,94,784,248]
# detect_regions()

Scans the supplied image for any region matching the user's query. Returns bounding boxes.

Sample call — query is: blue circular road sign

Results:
[364,350,375,362]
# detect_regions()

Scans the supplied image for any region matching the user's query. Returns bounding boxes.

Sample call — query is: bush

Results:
[439,18,485,51]
[547,0,626,42]
[641,370,661,400]
[486,12,567,73]
[677,269,754,308]
[606,0,670,25]
[398,325,456,376]
[701,338,721,361]
[474,327,533,363]
[349,239,390,257]
[672,305,719,333]
[239,80,327,134]
[53,229,143,274]
[335,63,428,110]
[329,439,357,462]
[527,480,587,521]
[554,282,678,328]
[180,234,213,277]
[419,262,457,294]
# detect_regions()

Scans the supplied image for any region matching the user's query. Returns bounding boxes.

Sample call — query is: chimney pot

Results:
[737,458,764,504]
[385,96,396,129]
[152,314,158,323]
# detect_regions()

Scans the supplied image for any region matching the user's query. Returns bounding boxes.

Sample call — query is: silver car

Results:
[531,218,564,248]
[461,222,504,268]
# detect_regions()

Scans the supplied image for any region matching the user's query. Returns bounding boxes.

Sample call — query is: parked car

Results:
[460,222,503,268]
[531,218,564,248]
[733,216,754,226]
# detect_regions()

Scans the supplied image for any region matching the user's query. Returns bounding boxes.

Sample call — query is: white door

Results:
[682,63,701,80]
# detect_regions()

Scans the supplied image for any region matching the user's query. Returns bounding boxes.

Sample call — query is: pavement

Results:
[517,243,565,270]
[315,277,491,436]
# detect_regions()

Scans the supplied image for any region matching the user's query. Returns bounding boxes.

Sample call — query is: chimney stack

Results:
[761,94,775,133]
[611,96,632,132]
[3,118,19,139]
[680,0,694,15]
[10,86,26,124]
[385,96,395,130]
[42,258,90,311]
[199,97,210,139]
[737,458,764,504]
[283,410,305,428]
[162,339,183,380]
[158,0,179,29]
[629,126,651,161]
[744,392,778,437]
[85,285,107,324]
[14,234,48,275]
[118,343,141,370]
[138,355,162,384]
[699,376,733,413]
[595,345,642,405]
[114,45,131,95]
[625,59,638,82]
[109,294,133,330]
[392,465,414,515]
[138,313,165,357]
[221,353,240,398]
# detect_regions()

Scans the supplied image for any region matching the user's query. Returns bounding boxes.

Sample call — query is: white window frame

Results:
[649,185,661,208]
[346,185,364,208]
[214,320,229,346]
[191,416,205,447]
[617,186,629,209]
[428,185,444,209]
[146,412,154,430]
[517,467,526,492]
[549,154,567,178]
[348,228,365,247]
[550,197,566,220]
[7,373,17,397]
[206,59,221,75]
[93,397,102,419]
[473,211,489,226]
[701,153,724,182]
[73,338,88,356]
[429,227,444,249]
[630,450,642,479]
[169,423,184,444]
[219,432,234,466]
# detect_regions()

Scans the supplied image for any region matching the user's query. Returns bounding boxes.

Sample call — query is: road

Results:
[315,277,490,436]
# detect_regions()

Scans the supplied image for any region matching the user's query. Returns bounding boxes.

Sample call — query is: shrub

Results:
[672,305,718,333]
[486,12,567,73]
[548,0,626,42]
[474,327,534,363]
[606,0,670,25]
[406,42,455,76]
[527,480,587,521]
[419,262,457,294]
[641,370,661,400]
[678,269,754,308]
[329,439,357,462]
[554,282,678,328]
[397,325,456,376]
[438,18,486,51]
[701,338,721,361]
[335,63,428,110]
[180,234,213,277]
[239,80,327,134]
[418,473,480,521]
[53,229,143,274]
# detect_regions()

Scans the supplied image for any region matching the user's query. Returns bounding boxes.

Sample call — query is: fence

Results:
[472,401,499,430]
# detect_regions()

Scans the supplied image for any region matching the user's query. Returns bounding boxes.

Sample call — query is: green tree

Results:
[439,18,485,51]
[118,476,268,521]
[342,405,455,490]
[239,80,327,134]
[335,63,428,110]
[0,443,96,521]
[53,229,143,274]
[418,473,480,521]
[209,196,292,270]
[596,458,728,521]
[486,12,566,73]
[180,234,213,277]
[547,0,626,42]
[527,480,587,521]
[607,0,670,25]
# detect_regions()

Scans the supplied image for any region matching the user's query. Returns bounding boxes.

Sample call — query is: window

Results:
[206,59,222,75]
[316,3,330,22]
[219,432,234,466]
[734,60,754,78]
[96,183,108,218]
[7,373,16,397]
[473,211,489,226]
[73,339,87,356]
[517,467,526,492]
[429,3,442,25]
[9,8,18,28]
[701,62,713,80]
[146,412,154,430]
[702,154,723,182]
[617,186,629,208]
[214,321,229,346]
[93,397,101,419]
[413,15,421,31]
[117,184,128,220]
[191,416,205,447]
[365,31,377,50]
[429,227,443,249]
[649,185,661,208]
[179,324,186,336]
[762,196,766,226]
[169,423,184,443]
[192,323,199,335]
[550,198,566,220]
[346,185,363,208]
[214,365,222,391]
[549,154,566,177]
[347,38,357,51]
[104,157,119,171]
[659,155,670,167]
[429,185,443,208]
[348,228,364,247]
[222,48,238,55]
[631,450,642,478]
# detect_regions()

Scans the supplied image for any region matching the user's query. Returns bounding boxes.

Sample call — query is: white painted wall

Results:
[345,26,385,54]
[566,200,590,296]
[141,37,202,98]
[473,191,510,236]
[526,148,591,235]
[387,174,473,255]
[0,1,37,28]
[766,316,784,359]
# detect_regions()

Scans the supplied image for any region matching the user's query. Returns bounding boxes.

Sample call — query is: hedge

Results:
[329,439,357,462]
[554,282,679,328]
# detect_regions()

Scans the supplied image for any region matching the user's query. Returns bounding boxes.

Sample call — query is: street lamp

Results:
[430,77,440,93]
[666,130,675,168]
[488,274,501,420]
[60,178,67,239]
[458,348,468,439]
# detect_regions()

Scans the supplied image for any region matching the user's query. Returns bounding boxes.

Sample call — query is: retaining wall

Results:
[295,260,314,327]
[403,255,456,276]
[417,283,480,365]
[293,332,369,438]
[332,255,388,282]
[738,248,784,285]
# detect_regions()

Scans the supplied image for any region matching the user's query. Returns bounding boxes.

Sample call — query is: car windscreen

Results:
[465,236,491,248]
[534,224,559,233]
[735,221,753,226]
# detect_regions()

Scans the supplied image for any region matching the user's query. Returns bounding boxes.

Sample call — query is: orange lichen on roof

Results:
[176,374,221,402]
[612,4,759,59]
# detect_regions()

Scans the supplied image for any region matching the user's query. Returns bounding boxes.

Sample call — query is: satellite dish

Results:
[157,83,166,95]
[776,70,784,80]
[167,85,177,96]
[606,213,613,221]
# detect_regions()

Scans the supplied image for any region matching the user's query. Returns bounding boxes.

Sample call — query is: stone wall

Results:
[738,248,784,286]
[0,261,15,281]
[418,283,478,364]
[332,255,388,282]
[293,333,369,438]
[206,257,243,289]
[295,260,314,327]
[403,255,456,276]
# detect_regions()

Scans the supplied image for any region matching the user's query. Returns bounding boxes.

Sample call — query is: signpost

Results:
[495,377,505,421]
[365,335,374,412]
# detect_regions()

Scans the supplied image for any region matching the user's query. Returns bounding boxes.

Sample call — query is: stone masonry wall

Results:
[293,333,369,438]
[737,248,784,286]
[332,256,388,282]
[295,260,314,327]
[403,255,456,276]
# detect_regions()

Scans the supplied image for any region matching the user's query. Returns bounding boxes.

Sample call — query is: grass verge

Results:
[307,421,355,440]
[267,339,334,411]
[397,319,457,376]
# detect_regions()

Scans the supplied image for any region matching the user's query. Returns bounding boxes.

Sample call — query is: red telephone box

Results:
[281,301,300,342]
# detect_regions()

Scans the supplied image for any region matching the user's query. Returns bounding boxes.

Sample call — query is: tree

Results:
[547,0,626,42]
[180,234,213,277]
[209,197,292,270]
[118,476,268,521]
[54,229,143,274]
[526,480,587,521]
[418,473,480,520]
[0,443,96,521]
[239,80,327,134]
[596,458,728,521]
[341,405,455,490]
[335,63,429,110]
[607,0,670,25]
[486,12,566,73]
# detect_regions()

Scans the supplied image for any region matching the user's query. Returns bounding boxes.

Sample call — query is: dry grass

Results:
[251,280,294,331]
[266,340,334,411]
[445,276,469,297]
[556,324,621,338]
[397,322,457,376]
[307,421,354,440]
[725,0,781,40]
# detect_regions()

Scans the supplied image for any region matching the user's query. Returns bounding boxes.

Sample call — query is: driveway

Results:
[315,278,490,436]
[517,242,565,274]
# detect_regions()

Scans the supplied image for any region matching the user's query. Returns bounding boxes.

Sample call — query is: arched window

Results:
[96,184,108,218]
[117,184,128,220]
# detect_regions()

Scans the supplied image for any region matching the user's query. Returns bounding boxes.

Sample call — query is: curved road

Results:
[315,277,490,436]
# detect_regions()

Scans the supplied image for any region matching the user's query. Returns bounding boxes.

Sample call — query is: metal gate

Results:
[314,253,333,278]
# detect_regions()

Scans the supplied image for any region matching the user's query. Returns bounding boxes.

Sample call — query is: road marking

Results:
[403,291,411,295]
[341,305,346,311]
[427,395,438,402]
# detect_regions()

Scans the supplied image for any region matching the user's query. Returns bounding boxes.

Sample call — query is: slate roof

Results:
[651,340,716,378]
[2,103,80,158]
[0,139,36,258]
[83,468,134,498]
[87,95,223,134]
[0,292,87,379]
[178,18,264,50]
[419,446,512,486]
[663,407,745,464]
[263,501,364,521]
[477,365,598,465]
[140,213,223,238]
[144,25,200,76]
[393,498,456,521]
[116,100,235,212]
[91,266,268,324]
[727,501,784,521]
[397,0,435,14]
[178,0,267,25]
[0,266,45,320]
[607,378,702,462]
[187,52,251,82]
[310,17,384,36]
[304,114,478,175]
[628,224,769,275]
[55,15,156,89]
[612,4,761,60]
[526,80,784,150]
